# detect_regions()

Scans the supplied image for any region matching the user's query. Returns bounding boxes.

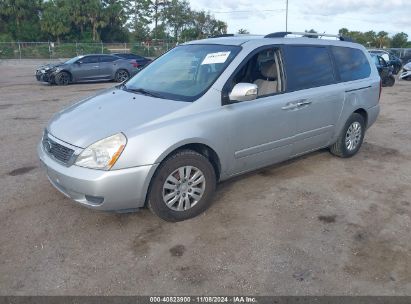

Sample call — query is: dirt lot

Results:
[0,60,410,296]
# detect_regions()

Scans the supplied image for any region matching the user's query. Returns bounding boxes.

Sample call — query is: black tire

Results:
[114,69,129,82]
[147,150,216,222]
[385,75,395,87]
[329,113,365,158]
[55,71,70,86]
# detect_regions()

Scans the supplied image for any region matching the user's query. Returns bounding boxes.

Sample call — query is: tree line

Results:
[291,29,410,48]
[338,28,409,48]
[0,0,228,43]
[1,1,410,48]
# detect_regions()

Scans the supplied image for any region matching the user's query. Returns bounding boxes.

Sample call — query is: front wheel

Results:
[55,71,70,85]
[147,150,216,222]
[114,69,129,82]
[329,113,365,158]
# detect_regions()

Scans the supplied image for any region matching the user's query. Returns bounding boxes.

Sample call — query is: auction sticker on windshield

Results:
[201,52,231,65]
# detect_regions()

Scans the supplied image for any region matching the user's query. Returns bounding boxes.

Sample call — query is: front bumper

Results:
[38,142,158,211]
[35,70,51,82]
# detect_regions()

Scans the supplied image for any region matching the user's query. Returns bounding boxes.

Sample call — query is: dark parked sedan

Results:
[112,53,152,69]
[35,54,139,85]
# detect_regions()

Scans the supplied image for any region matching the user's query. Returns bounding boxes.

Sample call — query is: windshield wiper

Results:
[122,86,162,98]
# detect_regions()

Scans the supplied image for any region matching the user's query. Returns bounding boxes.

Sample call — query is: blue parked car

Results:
[370,53,395,87]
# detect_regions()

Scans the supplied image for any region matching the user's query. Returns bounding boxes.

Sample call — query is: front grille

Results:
[43,135,75,165]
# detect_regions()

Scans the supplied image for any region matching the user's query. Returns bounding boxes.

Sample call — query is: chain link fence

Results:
[2,42,410,62]
[0,41,177,59]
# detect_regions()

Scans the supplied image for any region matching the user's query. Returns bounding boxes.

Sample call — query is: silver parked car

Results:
[38,32,381,221]
[35,54,139,85]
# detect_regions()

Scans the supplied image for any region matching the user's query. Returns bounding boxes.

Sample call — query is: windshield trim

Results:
[123,44,242,102]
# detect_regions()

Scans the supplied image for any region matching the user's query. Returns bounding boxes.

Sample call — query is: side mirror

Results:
[229,83,258,102]
[76,61,82,65]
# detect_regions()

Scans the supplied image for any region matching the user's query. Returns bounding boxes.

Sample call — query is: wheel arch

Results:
[353,108,368,127]
[155,141,222,181]
[55,70,73,83]
[61,70,72,80]
[143,140,222,208]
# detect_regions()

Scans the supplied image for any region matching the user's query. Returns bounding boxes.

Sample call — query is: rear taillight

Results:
[131,61,140,68]
[379,79,382,101]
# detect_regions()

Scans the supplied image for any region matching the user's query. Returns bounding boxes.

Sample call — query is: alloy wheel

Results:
[117,70,129,82]
[345,121,362,151]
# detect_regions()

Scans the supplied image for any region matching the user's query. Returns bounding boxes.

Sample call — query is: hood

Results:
[47,88,189,148]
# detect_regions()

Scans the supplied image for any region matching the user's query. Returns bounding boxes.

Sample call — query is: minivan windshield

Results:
[123,44,241,102]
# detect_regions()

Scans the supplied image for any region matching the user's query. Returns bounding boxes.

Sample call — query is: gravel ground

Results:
[0,61,410,295]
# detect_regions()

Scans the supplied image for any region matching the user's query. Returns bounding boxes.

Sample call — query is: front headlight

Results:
[75,133,127,170]
[54,67,62,73]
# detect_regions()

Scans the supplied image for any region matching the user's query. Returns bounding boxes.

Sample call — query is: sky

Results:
[189,0,411,38]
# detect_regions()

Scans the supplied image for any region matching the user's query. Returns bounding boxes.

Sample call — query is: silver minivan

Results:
[38,32,381,221]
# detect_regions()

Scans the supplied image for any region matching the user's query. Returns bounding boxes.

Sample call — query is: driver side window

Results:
[231,48,283,97]
[78,56,99,64]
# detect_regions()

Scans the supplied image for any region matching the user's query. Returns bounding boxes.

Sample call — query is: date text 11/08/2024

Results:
[149,297,257,303]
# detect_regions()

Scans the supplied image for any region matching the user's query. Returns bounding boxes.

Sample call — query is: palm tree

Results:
[376,31,389,48]
[237,28,249,34]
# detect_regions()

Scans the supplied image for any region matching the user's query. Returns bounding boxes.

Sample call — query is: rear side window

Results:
[79,56,99,64]
[283,45,335,91]
[99,55,117,62]
[331,47,371,82]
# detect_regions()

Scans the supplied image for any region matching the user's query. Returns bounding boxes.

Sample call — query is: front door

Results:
[223,47,297,175]
[72,55,100,81]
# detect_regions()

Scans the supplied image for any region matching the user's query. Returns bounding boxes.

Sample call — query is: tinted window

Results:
[114,53,144,60]
[283,45,335,91]
[79,56,99,64]
[127,54,145,60]
[332,47,371,82]
[99,55,117,62]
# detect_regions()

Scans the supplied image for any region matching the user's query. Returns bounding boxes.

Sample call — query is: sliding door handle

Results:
[282,103,297,110]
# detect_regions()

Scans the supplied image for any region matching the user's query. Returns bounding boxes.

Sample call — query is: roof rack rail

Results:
[210,34,235,38]
[264,31,354,42]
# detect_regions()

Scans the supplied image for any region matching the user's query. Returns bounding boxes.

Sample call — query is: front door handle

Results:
[93,65,99,68]
[297,100,312,107]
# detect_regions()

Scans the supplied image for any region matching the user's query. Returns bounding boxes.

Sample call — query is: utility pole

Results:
[285,0,288,32]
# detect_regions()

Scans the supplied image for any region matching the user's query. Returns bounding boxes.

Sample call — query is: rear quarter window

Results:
[331,46,371,82]
[283,45,335,91]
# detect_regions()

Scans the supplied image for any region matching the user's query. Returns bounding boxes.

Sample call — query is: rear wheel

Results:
[148,150,216,222]
[330,113,365,158]
[114,69,129,82]
[55,71,70,85]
